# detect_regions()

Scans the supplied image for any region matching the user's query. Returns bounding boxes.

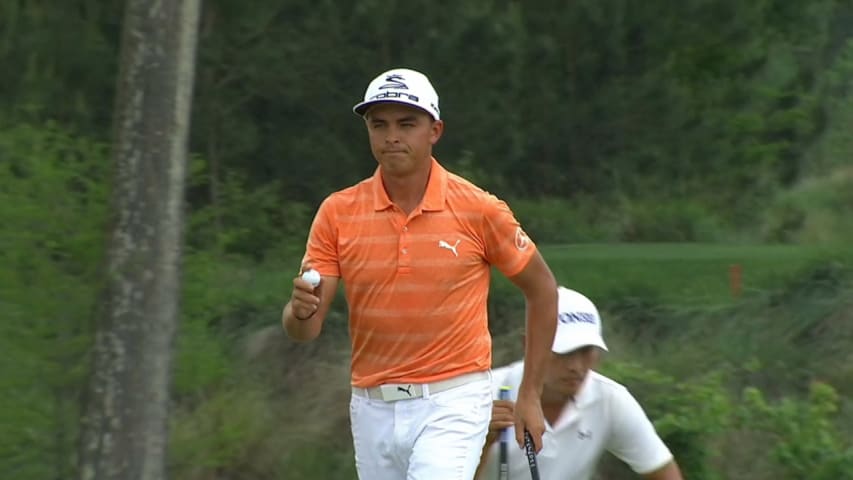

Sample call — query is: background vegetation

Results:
[1,0,851,479]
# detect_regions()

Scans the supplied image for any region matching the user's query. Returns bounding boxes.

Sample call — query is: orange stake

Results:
[729,264,743,298]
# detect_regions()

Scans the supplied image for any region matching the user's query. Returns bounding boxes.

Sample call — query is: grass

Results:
[522,243,848,307]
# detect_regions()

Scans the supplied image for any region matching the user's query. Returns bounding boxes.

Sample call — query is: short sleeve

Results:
[302,196,340,278]
[605,387,674,474]
[481,195,536,278]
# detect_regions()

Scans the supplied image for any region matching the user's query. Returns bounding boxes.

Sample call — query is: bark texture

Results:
[77,1,201,479]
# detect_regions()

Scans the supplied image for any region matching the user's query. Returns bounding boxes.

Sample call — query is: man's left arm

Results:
[480,195,558,451]
[507,251,558,451]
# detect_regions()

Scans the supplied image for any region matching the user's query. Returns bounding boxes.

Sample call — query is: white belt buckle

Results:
[379,383,421,401]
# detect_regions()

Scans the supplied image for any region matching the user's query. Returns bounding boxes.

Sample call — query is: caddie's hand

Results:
[290,269,319,320]
[513,387,545,452]
[489,399,515,434]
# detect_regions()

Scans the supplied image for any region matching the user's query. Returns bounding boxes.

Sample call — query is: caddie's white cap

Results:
[353,68,441,120]
[551,286,608,354]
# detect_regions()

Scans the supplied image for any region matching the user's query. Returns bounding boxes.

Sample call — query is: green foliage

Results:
[739,382,853,478]
[601,255,853,392]
[0,1,121,132]
[172,310,231,399]
[758,34,853,243]
[600,362,731,480]
[0,122,108,479]
[762,166,853,243]
[615,199,726,242]
[6,0,852,233]
[597,358,853,480]
[509,196,617,244]
[506,194,723,245]
[281,443,358,480]
[187,156,314,259]
[170,383,289,478]
[174,251,311,400]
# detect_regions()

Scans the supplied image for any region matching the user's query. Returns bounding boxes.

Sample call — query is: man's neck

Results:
[541,389,573,408]
[381,162,432,215]
[541,389,574,426]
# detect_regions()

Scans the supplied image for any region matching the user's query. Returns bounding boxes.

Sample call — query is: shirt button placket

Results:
[398,223,411,271]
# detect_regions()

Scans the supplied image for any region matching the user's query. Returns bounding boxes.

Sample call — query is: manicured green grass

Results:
[495,243,848,307]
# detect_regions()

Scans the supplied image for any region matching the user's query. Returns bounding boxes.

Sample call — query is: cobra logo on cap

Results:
[379,74,408,90]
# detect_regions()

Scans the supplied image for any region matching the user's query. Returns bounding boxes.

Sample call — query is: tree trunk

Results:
[76,1,201,479]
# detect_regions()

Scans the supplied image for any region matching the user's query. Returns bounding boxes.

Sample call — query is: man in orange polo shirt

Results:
[282,67,559,480]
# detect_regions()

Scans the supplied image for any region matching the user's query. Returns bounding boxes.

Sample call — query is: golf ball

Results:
[301,269,321,287]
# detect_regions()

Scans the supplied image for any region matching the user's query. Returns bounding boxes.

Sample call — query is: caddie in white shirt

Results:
[475,287,684,480]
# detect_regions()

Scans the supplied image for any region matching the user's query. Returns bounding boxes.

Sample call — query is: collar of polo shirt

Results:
[372,157,448,212]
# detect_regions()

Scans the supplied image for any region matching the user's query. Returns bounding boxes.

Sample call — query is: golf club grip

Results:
[523,430,540,480]
[497,387,510,480]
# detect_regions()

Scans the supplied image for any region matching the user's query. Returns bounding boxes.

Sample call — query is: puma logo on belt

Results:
[397,385,414,396]
[438,239,460,257]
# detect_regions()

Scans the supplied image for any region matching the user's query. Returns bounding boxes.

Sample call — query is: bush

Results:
[187,156,314,260]
[616,199,726,242]
[761,167,853,243]
[507,196,732,244]
[0,123,108,480]
[170,384,284,479]
[737,382,853,479]
[598,361,731,480]
[508,196,619,244]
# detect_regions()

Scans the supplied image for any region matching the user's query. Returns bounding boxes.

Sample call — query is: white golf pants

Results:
[349,374,492,480]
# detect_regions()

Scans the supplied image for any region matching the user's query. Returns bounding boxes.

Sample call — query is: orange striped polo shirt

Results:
[304,158,536,388]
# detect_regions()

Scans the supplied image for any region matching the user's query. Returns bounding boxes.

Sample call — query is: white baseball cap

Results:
[353,68,441,120]
[551,287,608,354]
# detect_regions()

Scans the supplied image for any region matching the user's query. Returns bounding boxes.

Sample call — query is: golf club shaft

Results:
[498,386,510,480]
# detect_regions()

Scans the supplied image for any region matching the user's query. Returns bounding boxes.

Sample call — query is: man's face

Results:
[543,346,599,399]
[364,103,443,176]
